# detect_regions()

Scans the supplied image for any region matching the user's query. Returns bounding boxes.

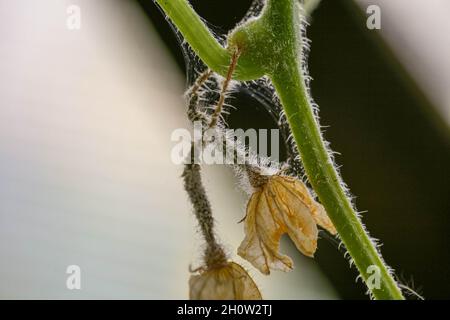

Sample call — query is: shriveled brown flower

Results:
[238,175,336,275]
[189,262,262,300]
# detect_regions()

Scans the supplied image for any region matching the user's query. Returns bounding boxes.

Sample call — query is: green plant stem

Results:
[270,67,403,300]
[266,0,403,300]
[154,0,263,80]
[154,0,404,299]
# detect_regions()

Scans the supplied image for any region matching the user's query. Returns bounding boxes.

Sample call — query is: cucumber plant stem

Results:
[153,0,404,300]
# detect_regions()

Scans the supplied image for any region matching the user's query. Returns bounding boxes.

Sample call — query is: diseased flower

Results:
[238,174,336,275]
[189,262,262,300]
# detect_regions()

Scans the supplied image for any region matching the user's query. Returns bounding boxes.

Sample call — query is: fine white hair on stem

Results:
[293,2,400,295]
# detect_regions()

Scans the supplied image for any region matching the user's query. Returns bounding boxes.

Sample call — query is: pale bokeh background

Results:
[1,0,449,300]
[357,0,450,125]
[0,0,337,299]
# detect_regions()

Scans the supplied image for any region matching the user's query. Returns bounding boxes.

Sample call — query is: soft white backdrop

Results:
[357,0,450,124]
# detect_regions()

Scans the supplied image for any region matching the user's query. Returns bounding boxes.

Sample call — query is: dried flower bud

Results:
[189,262,262,300]
[238,175,336,275]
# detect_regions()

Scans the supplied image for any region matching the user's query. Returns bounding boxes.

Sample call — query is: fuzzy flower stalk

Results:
[182,149,262,300]
[182,59,262,300]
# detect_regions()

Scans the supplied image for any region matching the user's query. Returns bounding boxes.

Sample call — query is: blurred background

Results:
[0,0,449,299]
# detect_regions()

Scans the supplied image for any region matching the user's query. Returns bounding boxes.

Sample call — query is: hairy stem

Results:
[209,49,240,128]
[270,66,403,300]
[183,155,227,268]
[154,0,263,80]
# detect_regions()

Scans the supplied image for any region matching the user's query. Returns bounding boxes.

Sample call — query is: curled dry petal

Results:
[189,262,262,300]
[238,175,336,275]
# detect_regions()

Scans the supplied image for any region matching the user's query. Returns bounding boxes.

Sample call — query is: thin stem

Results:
[182,150,227,268]
[186,69,212,123]
[189,69,212,97]
[209,49,241,128]
[184,73,228,268]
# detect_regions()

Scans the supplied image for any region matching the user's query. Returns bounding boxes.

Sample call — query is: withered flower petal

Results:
[238,175,336,275]
[189,262,262,300]
[274,176,337,235]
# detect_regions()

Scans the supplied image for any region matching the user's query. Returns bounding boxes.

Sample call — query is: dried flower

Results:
[238,174,336,275]
[189,262,262,300]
